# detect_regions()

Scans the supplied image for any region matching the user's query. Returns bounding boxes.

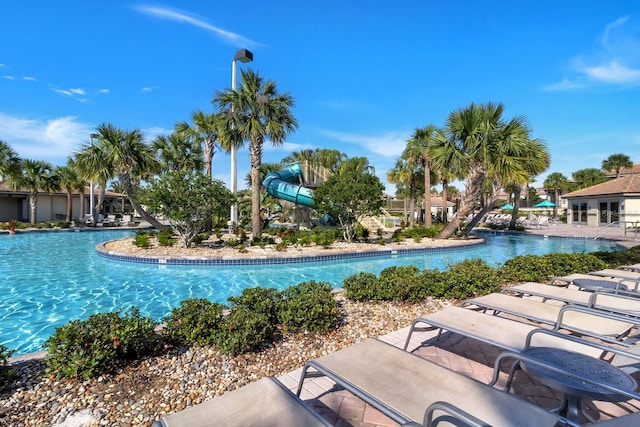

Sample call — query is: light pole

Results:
[89,133,99,224]
[230,48,253,226]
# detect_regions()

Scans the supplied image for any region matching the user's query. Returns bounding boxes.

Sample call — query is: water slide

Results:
[262,162,315,207]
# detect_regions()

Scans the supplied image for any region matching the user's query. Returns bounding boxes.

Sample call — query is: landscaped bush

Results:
[401,225,443,240]
[133,230,152,248]
[591,245,640,267]
[312,229,339,248]
[214,309,274,355]
[499,253,607,283]
[162,298,226,346]
[438,259,501,299]
[157,228,176,246]
[377,266,424,301]
[227,287,281,325]
[343,272,385,301]
[0,344,15,388]
[278,281,339,333]
[44,308,160,380]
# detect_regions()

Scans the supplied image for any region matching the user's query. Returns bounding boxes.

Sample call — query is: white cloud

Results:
[3,75,14,80]
[320,129,409,158]
[0,64,7,68]
[52,88,73,97]
[23,76,37,81]
[546,16,640,90]
[0,113,93,164]
[141,87,156,94]
[69,88,86,96]
[581,61,640,84]
[99,88,110,94]
[134,5,261,48]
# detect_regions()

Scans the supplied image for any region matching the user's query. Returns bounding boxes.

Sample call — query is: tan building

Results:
[563,175,640,227]
[0,181,125,223]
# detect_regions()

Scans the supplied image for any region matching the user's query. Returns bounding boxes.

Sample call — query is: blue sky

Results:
[1,1,640,193]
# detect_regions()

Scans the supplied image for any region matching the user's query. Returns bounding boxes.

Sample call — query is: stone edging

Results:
[96,238,485,266]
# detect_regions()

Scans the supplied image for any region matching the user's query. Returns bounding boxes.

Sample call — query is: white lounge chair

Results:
[153,376,331,427]
[298,338,564,427]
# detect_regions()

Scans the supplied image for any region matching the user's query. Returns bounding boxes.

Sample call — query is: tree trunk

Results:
[437,164,485,239]
[29,193,37,225]
[65,187,72,221]
[441,180,448,223]
[408,181,416,229]
[78,190,85,220]
[424,160,432,227]
[119,173,164,229]
[250,140,263,239]
[509,186,522,229]
[553,188,559,218]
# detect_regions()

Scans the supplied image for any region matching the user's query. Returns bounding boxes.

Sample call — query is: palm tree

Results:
[404,125,441,226]
[543,172,570,218]
[0,140,21,179]
[94,123,163,229]
[175,110,219,177]
[430,102,505,238]
[153,132,203,173]
[8,159,60,224]
[602,153,633,178]
[213,68,298,238]
[387,158,419,228]
[571,168,607,190]
[55,161,85,221]
[74,143,115,223]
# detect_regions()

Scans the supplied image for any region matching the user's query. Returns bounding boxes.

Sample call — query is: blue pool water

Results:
[0,230,619,355]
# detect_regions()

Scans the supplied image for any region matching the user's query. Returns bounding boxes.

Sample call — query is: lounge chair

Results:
[297,338,564,427]
[550,273,633,289]
[589,269,640,289]
[460,293,635,343]
[504,282,640,319]
[152,376,331,427]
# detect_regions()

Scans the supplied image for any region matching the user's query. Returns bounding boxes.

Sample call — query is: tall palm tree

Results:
[175,110,219,177]
[74,143,115,223]
[543,172,570,218]
[387,158,417,227]
[602,153,633,178]
[55,161,85,221]
[153,132,203,173]
[430,102,505,238]
[94,123,163,229]
[8,159,59,224]
[404,125,442,226]
[0,140,21,179]
[213,68,298,238]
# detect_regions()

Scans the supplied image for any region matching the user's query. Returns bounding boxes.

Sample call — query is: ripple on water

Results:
[0,230,619,355]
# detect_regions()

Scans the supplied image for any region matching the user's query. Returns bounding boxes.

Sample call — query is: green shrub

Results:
[499,253,607,283]
[343,272,382,301]
[44,308,160,380]
[402,225,442,240]
[591,246,640,267]
[226,238,241,247]
[133,230,152,248]
[215,309,274,355]
[378,266,424,301]
[162,298,226,346]
[439,259,501,300]
[157,228,176,246]
[313,229,339,248]
[227,287,281,325]
[0,344,15,388]
[192,233,208,245]
[278,281,339,333]
[275,242,288,252]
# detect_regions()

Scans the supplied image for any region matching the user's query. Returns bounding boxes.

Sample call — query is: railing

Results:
[590,221,620,240]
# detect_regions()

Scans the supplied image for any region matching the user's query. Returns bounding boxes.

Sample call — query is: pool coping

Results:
[96,237,486,265]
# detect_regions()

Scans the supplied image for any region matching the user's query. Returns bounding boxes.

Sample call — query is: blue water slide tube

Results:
[262,162,315,208]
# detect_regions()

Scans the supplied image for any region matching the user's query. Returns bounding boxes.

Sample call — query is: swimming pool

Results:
[0,230,619,356]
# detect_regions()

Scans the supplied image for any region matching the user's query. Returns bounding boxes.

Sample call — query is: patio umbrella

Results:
[534,200,556,208]
[501,204,514,210]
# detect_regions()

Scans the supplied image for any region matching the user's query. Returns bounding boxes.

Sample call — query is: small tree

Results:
[139,171,233,247]
[314,157,385,241]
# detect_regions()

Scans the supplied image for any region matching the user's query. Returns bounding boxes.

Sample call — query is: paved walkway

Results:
[276,224,640,426]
